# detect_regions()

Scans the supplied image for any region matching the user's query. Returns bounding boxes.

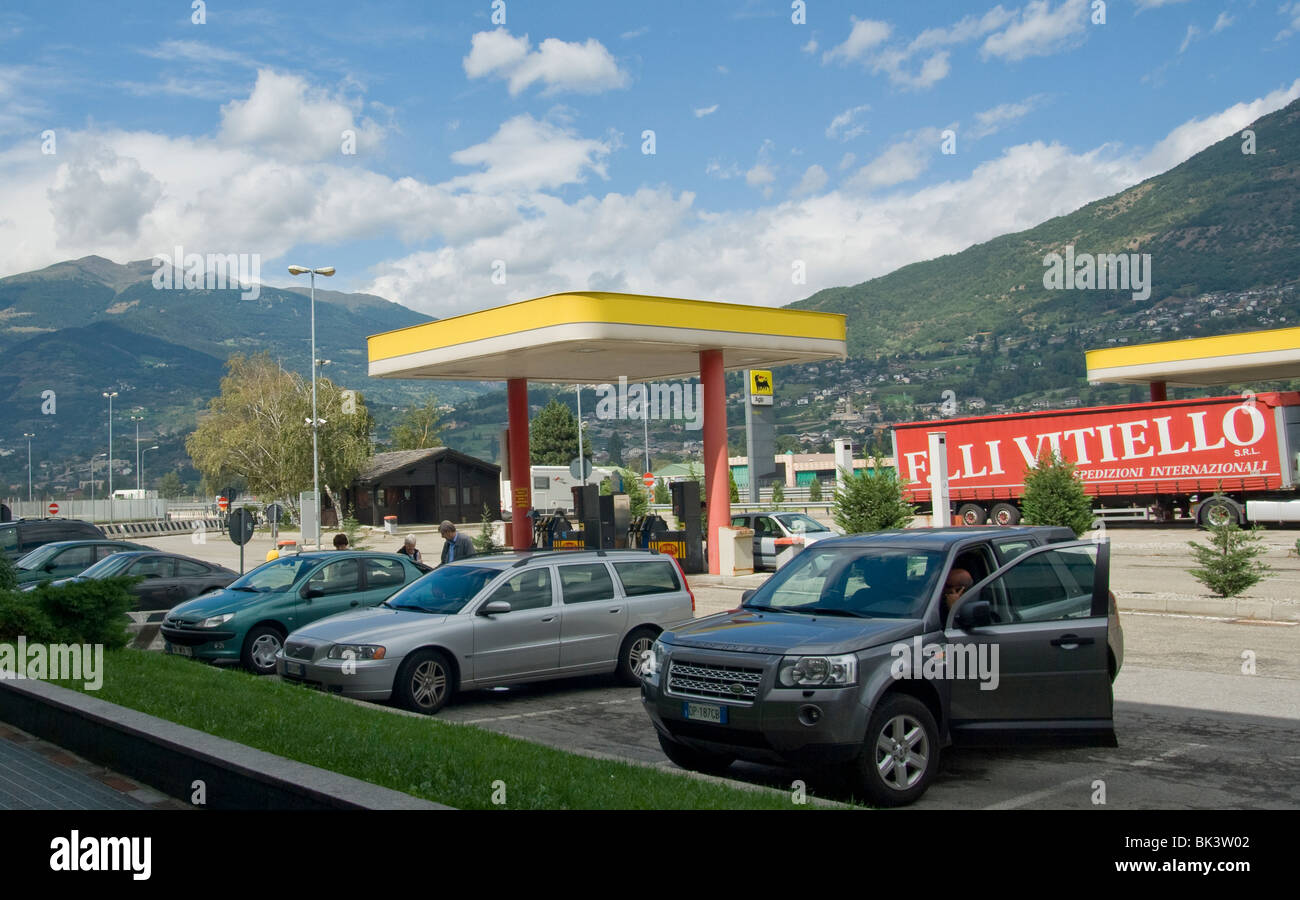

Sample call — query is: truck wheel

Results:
[656,733,734,775]
[850,694,939,807]
[989,503,1021,526]
[956,503,987,526]
[1198,497,1242,529]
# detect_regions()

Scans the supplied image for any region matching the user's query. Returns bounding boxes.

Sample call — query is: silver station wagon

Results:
[276,549,695,714]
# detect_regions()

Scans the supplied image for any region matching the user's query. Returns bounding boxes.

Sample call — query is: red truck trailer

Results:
[891,392,1300,527]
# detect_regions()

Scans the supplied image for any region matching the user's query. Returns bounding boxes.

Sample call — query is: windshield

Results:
[14,544,63,570]
[744,546,946,619]
[227,556,318,592]
[775,513,830,534]
[384,565,498,614]
[76,553,137,579]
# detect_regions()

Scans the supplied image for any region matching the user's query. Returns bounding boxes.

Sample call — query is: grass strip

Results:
[50,650,812,810]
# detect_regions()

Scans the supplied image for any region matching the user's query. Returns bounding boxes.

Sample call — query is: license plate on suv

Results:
[682,702,727,724]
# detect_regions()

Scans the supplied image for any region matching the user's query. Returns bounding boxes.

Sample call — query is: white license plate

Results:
[283,661,306,677]
[167,643,193,657]
[682,702,727,724]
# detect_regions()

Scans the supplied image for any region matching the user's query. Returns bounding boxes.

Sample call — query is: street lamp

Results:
[103,392,118,523]
[142,445,159,491]
[130,414,144,492]
[288,265,335,549]
[22,433,34,505]
[89,452,106,516]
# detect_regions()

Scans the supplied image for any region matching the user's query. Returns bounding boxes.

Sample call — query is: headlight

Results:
[642,639,668,678]
[199,613,234,628]
[328,644,386,661]
[777,654,857,687]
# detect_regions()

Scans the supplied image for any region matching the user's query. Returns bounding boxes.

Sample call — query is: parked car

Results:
[39,550,238,610]
[160,551,428,674]
[729,511,839,571]
[12,539,152,587]
[276,549,696,714]
[1,518,105,561]
[640,526,1122,807]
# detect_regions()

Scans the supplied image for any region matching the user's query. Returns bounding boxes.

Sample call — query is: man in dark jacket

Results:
[439,520,475,565]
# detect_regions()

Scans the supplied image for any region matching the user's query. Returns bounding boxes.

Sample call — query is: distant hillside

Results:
[792,97,1300,358]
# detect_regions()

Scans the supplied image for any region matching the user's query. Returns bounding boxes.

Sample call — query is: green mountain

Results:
[792,97,1300,358]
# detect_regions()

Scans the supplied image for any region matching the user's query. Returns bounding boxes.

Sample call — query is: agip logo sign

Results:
[749,370,773,406]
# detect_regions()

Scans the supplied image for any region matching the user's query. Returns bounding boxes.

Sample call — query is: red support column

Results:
[507,378,532,549]
[700,349,729,575]
[1150,381,1167,402]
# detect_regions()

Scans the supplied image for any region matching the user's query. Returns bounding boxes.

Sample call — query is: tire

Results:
[394,649,454,715]
[241,624,285,675]
[616,627,658,685]
[956,503,987,526]
[656,732,734,775]
[989,502,1021,526]
[1198,497,1241,529]
[850,694,940,807]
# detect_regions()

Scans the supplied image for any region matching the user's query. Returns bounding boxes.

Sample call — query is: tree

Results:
[1020,451,1093,536]
[832,461,914,533]
[625,473,649,517]
[389,398,444,450]
[158,471,185,499]
[1188,522,1271,598]
[605,430,625,465]
[771,482,785,504]
[530,398,580,465]
[728,468,739,502]
[653,480,669,504]
[473,504,498,554]
[808,478,822,502]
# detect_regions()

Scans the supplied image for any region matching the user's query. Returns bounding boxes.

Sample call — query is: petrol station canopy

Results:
[1086,326,1300,388]
[367,291,847,382]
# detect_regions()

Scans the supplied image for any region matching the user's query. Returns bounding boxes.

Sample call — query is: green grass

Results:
[50,650,811,810]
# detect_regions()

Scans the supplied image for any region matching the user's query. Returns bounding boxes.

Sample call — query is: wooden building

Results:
[346,449,501,527]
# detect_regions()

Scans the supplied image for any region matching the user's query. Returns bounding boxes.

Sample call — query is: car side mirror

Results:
[479,600,511,616]
[741,589,755,603]
[302,587,324,600]
[43,563,57,572]
[955,598,992,629]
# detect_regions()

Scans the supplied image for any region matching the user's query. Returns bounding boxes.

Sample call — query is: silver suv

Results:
[640,527,1121,806]
[277,550,695,714]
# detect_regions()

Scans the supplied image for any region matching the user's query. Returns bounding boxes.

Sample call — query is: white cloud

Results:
[1212,12,1233,33]
[1179,24,1200,53]
[822,18,892,64]
[463,28,629,96]
[694,104,719,118]
[981,0,1089,61]
[910,7,1016,51]
[1139,78,1300,173]
[445,114,614,194]
[745,163,775,188]
[1279,3,1300,40]
[845,131,939,192]
[970,96,1042,137]
[801,38,818,54]
[705,159,743,180]
[218,69,383,161]
[826,104,870,141]
[1135,0,1191,9]
[790,164,828,198]
[838,152,856,171]
[620,26,649,39]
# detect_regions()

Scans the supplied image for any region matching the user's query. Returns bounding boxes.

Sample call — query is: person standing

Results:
[439,520,475,565]
[396,533,422,564]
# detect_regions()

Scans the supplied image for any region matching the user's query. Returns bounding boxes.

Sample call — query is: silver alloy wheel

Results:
[251,633,281,670]
[629,636,655,677]
[874,713,930,791]
[411,659,448,709]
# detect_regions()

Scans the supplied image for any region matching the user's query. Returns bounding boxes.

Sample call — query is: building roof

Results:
[1086,326,1300,387]
[355,448,499,485]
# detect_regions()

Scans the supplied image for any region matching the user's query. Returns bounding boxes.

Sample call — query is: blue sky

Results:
[0,0,1297,316]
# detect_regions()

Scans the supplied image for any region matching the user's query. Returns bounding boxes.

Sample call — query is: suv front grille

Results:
[667,660,764,704]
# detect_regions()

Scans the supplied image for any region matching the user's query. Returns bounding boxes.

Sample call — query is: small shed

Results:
[347,448,501,527]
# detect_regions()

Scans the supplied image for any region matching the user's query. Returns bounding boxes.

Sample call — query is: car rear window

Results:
[175,560,209,577]
[613,560,680,597]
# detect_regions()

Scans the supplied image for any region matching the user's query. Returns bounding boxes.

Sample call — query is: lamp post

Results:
[130,414,144,491]
[142,445,159,492]
[89,452,106,518]
[23,433,34,505]
[103,392,118,522]
[288,265,335,550]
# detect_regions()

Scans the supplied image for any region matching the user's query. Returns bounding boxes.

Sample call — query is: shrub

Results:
[728,469,739,502]
[1189,523,1272,598]
[808,479,822,502]
[473,504,498,554]
[340,516,370,550]
[0,554,16,592]
[771,482,785,504]
[0,593,60,642]
[832,461,914,534]
[1020,451,1094,537]
[16,577,137,648]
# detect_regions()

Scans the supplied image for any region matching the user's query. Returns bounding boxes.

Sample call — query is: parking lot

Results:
[142,526,1300,808]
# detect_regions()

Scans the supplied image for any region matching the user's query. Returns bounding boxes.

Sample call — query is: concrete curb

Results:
[0,678,450,810]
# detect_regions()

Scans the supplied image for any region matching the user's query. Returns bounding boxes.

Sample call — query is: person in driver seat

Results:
[942,568,974,617]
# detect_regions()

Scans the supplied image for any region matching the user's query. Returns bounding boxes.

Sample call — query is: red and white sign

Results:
[47,502,59,516]
[643,472,655,489]
[892,392,1297,503]
[217,496,229,511]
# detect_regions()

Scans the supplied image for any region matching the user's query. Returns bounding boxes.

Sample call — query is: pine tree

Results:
[728,468,739,502]
[625,473,649,517]
[832,461,914,533]
[1188,522,1271,598]
[771,482,785,504]
[473,504,498,554]
[808,478,822,502]
[1020,451,1094,536]
[530,398,580,466]
[653,480,669,504]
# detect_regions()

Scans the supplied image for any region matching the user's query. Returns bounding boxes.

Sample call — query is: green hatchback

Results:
[12,540,152,587]
[160,551,429,674]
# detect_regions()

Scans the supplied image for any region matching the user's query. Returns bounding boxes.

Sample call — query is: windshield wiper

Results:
[230,585,260,592]
[800,607,868,618]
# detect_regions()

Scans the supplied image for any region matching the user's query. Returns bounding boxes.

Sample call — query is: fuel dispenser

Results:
[628,513,669,549]
[571,484,616,550]
[532,511,572,549]
[649,480,703,573]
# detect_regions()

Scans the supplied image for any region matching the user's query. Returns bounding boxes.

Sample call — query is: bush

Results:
[771,482,785,504]
[808,479,823,502]
[0,593,59,642]
[1189,523,1272,598]
[832,461,914,534]
[0,554,16,592]
[1020,451,1094,537]
[728,469,739,502]
[340,516,370,550]
[653,481,669,504]
[473,504,498,554]
[0,576,136,647]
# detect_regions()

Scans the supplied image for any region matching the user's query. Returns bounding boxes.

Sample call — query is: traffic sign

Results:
[217,496,229,511]
[569,456,593,480]
[643,472,655,489]
[228,508,254,545]
[47,502,59,516]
